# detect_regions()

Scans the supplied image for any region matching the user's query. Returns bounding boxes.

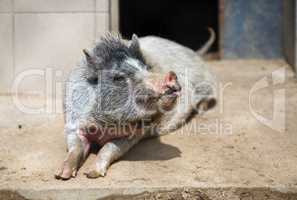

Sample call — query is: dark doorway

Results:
[119,0,219,53]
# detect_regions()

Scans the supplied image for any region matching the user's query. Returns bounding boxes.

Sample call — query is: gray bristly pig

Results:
[55,31,217,180]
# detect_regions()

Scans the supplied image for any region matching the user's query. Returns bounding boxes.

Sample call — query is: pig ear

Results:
[129,34,142,57]
[83,49,103,69]
[83,49,95,66]
[129,34,141,52]
[129,34,145,60]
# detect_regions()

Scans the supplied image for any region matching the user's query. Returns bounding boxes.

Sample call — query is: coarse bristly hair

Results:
[89,33,146,70]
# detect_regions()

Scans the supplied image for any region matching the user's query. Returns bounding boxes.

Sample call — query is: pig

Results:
[55,31,217,180]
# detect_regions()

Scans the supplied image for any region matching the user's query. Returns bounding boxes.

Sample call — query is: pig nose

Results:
[164,82,181,95]
[163,71,181,95]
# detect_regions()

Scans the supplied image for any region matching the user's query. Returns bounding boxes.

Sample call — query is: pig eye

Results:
[113,74,125,82]
[87,76,98,84]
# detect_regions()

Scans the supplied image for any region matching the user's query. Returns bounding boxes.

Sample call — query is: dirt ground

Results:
[0,60,297,200]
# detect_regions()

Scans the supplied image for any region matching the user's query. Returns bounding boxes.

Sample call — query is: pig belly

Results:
[79,127,142,146]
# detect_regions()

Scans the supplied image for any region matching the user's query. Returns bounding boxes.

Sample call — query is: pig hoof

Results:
[55,170,77,180]
[85,170,105,179]
[55,162,77,180]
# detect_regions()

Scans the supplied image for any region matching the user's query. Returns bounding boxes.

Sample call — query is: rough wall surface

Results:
[222,0,283,59]
[284,0,297,73]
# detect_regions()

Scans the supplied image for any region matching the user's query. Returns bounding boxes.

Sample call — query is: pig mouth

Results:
[163,86,180,96]
[163,90,180,98]
[158,84,181,109]
[162,78,182,98]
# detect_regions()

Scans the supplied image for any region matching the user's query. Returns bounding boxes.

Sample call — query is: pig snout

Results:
[140,71,181,112]
[144,71,181,97]
[162,71,181,96]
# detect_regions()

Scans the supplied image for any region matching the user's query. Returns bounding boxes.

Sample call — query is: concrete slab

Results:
[0,60,297,200]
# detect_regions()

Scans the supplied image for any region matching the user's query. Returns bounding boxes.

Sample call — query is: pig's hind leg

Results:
[55,125,91,180]
[193,82,217,115]
[85,134,143,178]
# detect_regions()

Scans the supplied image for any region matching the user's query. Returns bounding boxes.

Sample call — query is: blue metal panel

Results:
[223,0,283,59]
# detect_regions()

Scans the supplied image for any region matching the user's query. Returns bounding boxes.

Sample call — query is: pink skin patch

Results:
[145,71,181,96]
[79,124,143,146]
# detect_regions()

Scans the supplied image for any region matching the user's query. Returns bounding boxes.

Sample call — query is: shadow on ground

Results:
[89,137,181,162]
[122,137,181,161]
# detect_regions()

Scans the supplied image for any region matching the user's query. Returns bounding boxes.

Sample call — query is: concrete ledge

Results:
[1,187,297,200]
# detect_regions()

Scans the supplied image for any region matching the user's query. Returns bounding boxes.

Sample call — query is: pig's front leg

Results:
[55,125,90,180]
[85,134,144,178]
